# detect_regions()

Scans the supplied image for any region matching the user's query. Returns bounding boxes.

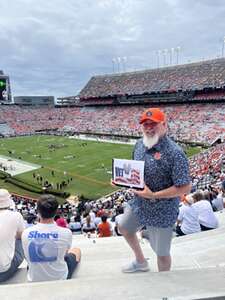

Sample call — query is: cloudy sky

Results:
[0,0,225,99]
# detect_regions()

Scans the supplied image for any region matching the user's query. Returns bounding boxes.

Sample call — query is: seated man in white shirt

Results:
[192,190,219,231]
[176,194,201,236]
[22,195,81,282]
[0,189,25,282]
[212,181,225,211]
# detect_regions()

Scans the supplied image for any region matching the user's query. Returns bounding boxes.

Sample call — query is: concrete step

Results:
[2,222,225,299]
[5,225,225,284]
[1,267,225,300]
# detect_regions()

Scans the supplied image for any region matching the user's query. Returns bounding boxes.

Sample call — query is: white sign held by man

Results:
[112,158,145,189]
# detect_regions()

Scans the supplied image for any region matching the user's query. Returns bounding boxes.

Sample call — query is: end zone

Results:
[0,155,41,176]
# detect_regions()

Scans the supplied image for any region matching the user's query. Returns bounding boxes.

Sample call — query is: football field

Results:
[0,135,201,200]
[0,135,133,199]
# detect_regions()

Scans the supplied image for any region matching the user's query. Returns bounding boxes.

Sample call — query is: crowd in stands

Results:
[10,189,132,238]
[0,103,224,145]
[0,102,224,195]
[189,143,225,188]
[193,90,225,101]
[0,178,224,283]
[175,183,225,236]
[79,58,225,98]
[9,178,225,240]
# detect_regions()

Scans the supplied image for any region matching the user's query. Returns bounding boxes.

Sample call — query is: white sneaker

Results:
[122,260,149,273]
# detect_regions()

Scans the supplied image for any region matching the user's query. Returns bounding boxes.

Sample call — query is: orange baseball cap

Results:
[140,108,166,124]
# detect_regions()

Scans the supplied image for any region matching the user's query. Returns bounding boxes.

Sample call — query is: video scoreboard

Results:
[0,78,7,100]
[0,77,10,102]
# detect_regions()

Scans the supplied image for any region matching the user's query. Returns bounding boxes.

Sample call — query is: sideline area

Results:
[68,134,136,145]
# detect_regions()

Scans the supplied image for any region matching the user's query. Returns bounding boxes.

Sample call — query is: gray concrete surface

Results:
[1,267,225,300]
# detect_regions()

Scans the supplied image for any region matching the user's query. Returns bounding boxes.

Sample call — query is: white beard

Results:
[143,133,159,149]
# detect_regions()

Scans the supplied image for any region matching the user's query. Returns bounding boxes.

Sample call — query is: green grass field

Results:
[0,135,133,199]
[0,135,202,200]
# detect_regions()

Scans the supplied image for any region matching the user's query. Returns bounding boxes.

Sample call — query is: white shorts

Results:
[145,226,173,257]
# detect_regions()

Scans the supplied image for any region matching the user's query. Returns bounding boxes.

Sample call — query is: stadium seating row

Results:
[0,103,224,145]
[79,58,225,98]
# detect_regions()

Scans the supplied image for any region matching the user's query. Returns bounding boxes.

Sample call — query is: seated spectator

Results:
[24,214,37,228]
[98,215,112,238]
[93,211,102,227]
[68,215,82,233]
[0,189,25,282]
[82,215,96,234]
[22,195,81,282]
[212,180,225,211]
[88,209,96,223]
[176,194,201,236]
[54,214,68,228]
[192,190,219,231]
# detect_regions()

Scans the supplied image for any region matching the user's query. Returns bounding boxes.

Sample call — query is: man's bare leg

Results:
[157,255,171,271]
[119,227,145,263]
[68,247,81,262]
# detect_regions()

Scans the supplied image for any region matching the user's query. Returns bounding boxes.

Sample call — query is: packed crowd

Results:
[0,103,224,145]
[0,103,224,188]
[193,90,225,101]
[10,189,133,237]
[7,180,225,237]
[175,182,225,236]
[189,143,225,188]
[1,180,224,282]
[0,187,132,282]
[79,58,225,98]
[8,179,225,239]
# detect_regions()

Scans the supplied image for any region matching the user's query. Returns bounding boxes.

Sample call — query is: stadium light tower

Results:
[122,56,127,72]
[157,50,161,68]
[175,46,181,64]
[117,57,121,73]
[222,37,225,57]
[170,48,174,65]
[112,58,116,73]
[163,49,168,66]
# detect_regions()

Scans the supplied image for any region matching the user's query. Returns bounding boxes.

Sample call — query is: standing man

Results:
[119,108,191,272]
[0,189,25,282]
[22,195,81,282]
